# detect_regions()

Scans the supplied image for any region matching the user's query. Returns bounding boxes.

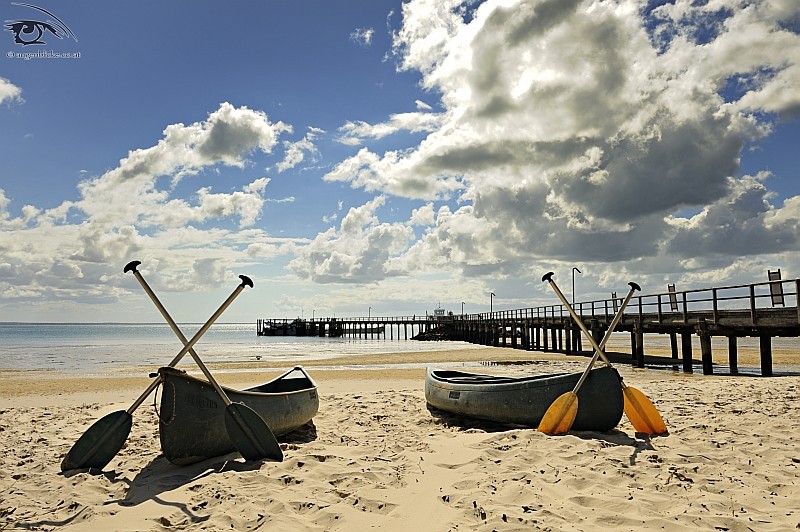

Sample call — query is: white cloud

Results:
[409,202,435,225]
[3,1,800,317]
[276,128,320,172]
[289,196,415,283]
[315,0,800,287]
[0,189,9,220]
[0,77,22,105]
[323,146,464,199]
[67,103,291,228]
[335,111,445,145]
[0,103,295,302]
[350,27,375,47]
[666,173,800,258]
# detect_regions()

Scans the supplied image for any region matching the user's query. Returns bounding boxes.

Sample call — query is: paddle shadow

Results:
[111,452,261,505]
[427,404,667,463]
[573,429,669,465]
[113,422,319,508]
[572,429,638,446]
[23,461,232,530]
[628,432,669,465]
[92,420,319,524]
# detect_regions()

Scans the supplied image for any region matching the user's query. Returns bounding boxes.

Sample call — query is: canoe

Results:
[425,365,623,431]
[156,365,319,465]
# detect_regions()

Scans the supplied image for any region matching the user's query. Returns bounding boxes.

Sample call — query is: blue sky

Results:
[1,0,799,323]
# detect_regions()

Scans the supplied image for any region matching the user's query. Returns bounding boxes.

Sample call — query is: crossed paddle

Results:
[538,272,668,436]
[61,262,282,472]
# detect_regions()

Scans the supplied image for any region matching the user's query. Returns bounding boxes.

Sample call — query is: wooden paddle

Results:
[538,281,640,435]
[541,272,668,435]
[124,261,282,462]
[61,271,254,472]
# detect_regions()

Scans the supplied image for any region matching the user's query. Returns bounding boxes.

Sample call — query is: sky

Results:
[1,0,799,323]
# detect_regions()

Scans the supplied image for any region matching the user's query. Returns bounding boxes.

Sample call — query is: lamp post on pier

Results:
[572,267,582,352]
[461,301,465,315]
[572,267,582,308]
[490,292,495,315]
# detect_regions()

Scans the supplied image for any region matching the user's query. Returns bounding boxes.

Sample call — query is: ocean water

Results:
[0,322,487,376]
[2,323,798,377]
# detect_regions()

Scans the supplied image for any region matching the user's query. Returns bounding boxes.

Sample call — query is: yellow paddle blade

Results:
[623,387,667,435]
[537,392,578,435]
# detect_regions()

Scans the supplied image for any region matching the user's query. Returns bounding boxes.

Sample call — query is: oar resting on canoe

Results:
[156,365,318,466]
[424,366,624,431]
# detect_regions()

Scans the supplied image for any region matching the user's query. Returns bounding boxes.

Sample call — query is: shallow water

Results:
[0,322,487,375]
[2,322,798,376]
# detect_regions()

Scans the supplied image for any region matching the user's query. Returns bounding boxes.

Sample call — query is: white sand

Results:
[1,346,799,530]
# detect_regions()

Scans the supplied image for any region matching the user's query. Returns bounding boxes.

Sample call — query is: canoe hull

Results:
[425,366,623,431]
[157,366,319,465]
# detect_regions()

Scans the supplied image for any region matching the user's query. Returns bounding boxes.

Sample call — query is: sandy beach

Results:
[2,345,799,531]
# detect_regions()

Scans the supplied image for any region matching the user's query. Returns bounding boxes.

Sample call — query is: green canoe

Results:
[425,365,623,431]
[157,365,319,465]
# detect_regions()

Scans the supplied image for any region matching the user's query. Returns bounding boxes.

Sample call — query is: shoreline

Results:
[2,342,797,402]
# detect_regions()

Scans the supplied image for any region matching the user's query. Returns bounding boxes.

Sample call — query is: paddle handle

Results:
[542,272,636,386]
[124,263,252,413]
[127,265,240,407]
[570,281,639,393]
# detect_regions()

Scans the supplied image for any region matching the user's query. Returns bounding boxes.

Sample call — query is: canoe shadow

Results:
[427,404,653,450]
[426,404,534,433]
[105,420,318,515]
[280,419,318,445]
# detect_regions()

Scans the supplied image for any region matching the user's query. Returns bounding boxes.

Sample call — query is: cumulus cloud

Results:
[136,177,270,230]
[313,0,800,287]
[4,1,800,316]
[666,173,800,258]
[324,146,464,199]
[289,196,414,283]
[0,103,297,302]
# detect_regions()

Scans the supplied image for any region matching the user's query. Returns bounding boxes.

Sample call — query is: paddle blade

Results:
[623,387,668,435]
[537,392,578,435]
[224,403,283,462]
[61,410,132,472]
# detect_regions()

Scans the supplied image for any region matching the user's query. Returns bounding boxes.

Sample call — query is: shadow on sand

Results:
[27,421,319,530]
[427,403,666,466]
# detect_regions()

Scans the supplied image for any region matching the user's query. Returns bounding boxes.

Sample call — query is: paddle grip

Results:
[123,260,141,274]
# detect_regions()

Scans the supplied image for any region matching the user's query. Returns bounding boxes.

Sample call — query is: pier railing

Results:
[456,277,800,328]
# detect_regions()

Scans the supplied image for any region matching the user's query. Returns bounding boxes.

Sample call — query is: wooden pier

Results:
[257,277,800,376]
[256,316,435,340]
